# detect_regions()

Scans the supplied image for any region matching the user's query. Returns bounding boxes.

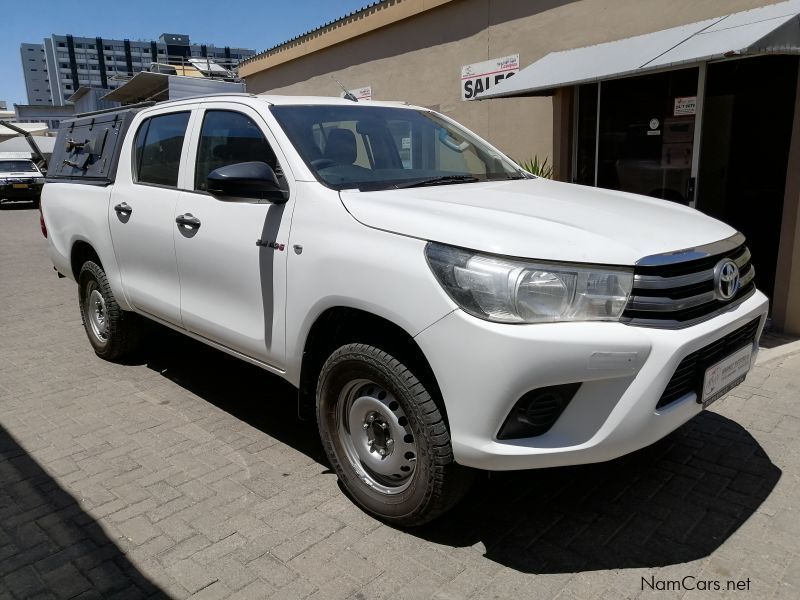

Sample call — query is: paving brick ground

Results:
[1,204,799,600]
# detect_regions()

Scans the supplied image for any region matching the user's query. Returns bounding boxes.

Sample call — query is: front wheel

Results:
[316,343,473,526]
[78,261,141,361]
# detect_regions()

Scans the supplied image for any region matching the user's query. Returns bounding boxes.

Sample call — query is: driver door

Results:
[173,102,294,370]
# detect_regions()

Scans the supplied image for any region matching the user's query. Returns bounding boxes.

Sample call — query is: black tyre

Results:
[317,343,473,526]
[78,261,141,361]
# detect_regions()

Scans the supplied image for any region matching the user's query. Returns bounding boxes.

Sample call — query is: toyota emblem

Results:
[714,259,740,301]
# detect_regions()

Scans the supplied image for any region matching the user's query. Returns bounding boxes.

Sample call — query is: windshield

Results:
[0,160,38,173]
[270,105,526,191]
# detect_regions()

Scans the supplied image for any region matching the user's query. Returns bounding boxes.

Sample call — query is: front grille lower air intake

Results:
[656,316,761,409]
[622,233,756,328]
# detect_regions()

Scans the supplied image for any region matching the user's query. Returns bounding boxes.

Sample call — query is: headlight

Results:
[425,242,633,324]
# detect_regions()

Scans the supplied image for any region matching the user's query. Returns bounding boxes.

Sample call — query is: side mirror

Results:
[207,161,288,203]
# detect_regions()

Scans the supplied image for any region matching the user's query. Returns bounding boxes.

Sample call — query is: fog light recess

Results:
[497,383,582,440]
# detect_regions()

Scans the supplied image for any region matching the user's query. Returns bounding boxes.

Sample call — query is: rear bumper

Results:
[0,183,43,200]
[415,290,769,471]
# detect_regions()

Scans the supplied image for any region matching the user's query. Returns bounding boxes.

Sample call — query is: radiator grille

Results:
[623,242,755,328]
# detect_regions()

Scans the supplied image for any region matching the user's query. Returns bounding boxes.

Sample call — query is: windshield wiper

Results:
[392,175,480,189]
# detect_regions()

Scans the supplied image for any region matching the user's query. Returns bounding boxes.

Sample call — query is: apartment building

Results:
[21,33,256,106]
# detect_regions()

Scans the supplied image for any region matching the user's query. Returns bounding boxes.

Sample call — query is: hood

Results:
[339,178,736,265]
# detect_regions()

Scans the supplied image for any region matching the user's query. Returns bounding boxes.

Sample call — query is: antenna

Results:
[331,75,358,102]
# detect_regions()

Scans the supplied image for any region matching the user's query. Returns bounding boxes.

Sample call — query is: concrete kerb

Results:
[757,338,800,365]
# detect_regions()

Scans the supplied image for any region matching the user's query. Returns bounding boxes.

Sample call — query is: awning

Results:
[0,122,49,141]
[0,136,56,155]
[478,0,800,99]
[102,72,170,104]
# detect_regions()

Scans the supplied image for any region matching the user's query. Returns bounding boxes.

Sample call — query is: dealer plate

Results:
[701,345,753,407]
[12,183,28,189]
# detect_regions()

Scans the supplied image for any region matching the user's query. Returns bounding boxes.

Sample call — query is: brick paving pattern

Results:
[1,205,799,599]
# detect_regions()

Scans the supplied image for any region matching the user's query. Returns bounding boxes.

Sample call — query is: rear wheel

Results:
[317,343,473,526]
[78,261,141,361]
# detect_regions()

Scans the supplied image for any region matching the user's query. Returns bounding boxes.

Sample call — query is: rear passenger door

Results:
[173,103,294,369]
[109,107,196,325]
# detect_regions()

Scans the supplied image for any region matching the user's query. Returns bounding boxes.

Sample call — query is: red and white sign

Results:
[674,96,697,116]
[342,86,372,101]
[461,54,519,100]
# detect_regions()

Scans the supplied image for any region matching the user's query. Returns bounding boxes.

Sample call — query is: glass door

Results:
[575,67,700,205]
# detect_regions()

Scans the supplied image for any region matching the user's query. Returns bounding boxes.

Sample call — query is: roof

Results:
[257,94,411,107]
[239,0,457,78]
[479,0,800,99]
[127,94,417,113]
[241,1,387,67]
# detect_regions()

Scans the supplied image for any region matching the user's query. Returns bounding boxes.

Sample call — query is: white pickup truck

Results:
[42,94,768,525]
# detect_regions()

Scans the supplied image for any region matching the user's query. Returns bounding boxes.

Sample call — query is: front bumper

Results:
[415,290,769,470]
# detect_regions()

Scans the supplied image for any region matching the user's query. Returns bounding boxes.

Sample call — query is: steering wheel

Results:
[310,158,337,169]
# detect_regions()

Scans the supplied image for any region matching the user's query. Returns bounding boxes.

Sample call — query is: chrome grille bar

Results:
[623,234,756,328]
[633,248,751,290]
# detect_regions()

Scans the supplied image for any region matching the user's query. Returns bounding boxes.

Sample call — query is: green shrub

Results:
[519,156,553,179]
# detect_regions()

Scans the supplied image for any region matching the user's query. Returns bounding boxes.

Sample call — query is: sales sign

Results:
[342,86,372,101]
[461,54,519,100]
[674,96,697,116]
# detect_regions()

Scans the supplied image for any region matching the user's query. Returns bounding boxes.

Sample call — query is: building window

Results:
[57,42,65,47]
[88,44,95,49]
[65,84,72,90]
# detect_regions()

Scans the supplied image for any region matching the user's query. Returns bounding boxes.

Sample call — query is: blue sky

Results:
[1,0,371,107]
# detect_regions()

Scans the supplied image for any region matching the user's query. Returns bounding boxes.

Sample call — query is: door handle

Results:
[175,213,201,228]
[113,202,132,215]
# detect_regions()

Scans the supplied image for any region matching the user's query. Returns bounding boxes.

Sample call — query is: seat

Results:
[323,128,357,165]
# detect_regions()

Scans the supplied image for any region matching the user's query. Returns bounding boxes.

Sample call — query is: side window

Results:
[194,110,285,192]
[133,112,190,187]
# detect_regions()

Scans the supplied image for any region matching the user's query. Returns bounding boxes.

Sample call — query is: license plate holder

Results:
[701,344,753,408]
[12,183,28,189]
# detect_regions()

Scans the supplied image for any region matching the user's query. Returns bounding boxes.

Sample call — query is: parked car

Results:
[0,156,45,207]
[41,95,768,525]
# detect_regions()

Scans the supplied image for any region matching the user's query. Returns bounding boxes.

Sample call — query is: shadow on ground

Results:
[0,424,168,599]
[423,412,781,573]
[142,326,781,575]
[144,326,326,467]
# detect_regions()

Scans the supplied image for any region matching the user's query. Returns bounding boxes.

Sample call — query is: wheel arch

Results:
[298,307,448,425]
[71,239,102,280]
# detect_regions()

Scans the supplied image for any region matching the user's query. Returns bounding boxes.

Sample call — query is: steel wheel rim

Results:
[85,284,108,342]
[336,378,418,494]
